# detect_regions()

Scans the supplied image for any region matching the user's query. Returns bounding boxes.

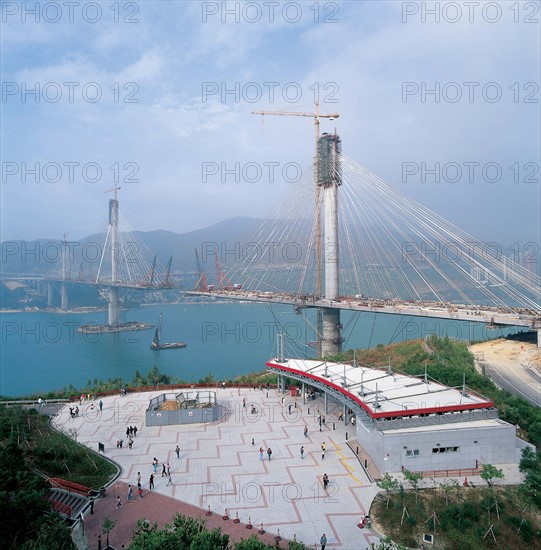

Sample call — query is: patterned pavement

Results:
[54,387,380,549]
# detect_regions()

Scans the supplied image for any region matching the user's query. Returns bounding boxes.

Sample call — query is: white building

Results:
[266,358,532,475]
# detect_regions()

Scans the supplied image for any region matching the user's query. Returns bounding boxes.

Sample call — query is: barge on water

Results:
[150,313,186,350]
[78,321,154,334]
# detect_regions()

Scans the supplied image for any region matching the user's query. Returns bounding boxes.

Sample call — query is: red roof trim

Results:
[266,361,494,420]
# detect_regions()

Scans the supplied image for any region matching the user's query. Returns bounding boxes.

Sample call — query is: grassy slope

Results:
[0,406,118,489]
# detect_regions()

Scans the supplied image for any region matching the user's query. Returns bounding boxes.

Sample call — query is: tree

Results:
[288,540,307,550]
[234,536,275,549]
[519,447,538,473]
[130,370,144,388]
[519,448,541,506]
[523,469,541,506]
[129,520,182,550]
[101,517,116,547]
[189,528,229,550]
[439,479,456,506]
[20,517,76,550]
[376,473,400,508]
[199,373,216,384]
[128,515,230,550]
[370,537,408,550]
[527,421,541,446]
[480,464,505,487]
[172,513,206,545]
[403,469,423,503]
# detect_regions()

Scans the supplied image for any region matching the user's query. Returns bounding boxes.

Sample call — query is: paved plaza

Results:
[54,387,381,549]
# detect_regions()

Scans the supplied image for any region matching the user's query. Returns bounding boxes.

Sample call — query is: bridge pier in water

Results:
[321,308,342,356]
[107,190,121,326]
[108,286,121,326]
[60,282,68,311]
[47,282,53,307]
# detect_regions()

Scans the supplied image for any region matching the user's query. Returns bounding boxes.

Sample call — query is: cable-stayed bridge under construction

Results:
[190,130,540,351]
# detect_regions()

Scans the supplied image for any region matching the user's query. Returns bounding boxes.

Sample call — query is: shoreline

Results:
[0,299,256,315]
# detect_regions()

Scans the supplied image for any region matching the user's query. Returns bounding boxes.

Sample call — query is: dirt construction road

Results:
[470,339,541,406]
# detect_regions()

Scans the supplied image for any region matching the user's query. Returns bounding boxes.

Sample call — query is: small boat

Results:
[150,313,186,350]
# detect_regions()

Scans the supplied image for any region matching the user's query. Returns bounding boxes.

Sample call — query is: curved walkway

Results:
[54,387,380,549]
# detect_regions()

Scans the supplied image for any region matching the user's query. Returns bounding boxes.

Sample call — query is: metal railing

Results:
[402,464,482,478]
[49,477,92,496]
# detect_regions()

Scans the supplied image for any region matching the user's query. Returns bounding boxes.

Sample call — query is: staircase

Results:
[49,488,89,519]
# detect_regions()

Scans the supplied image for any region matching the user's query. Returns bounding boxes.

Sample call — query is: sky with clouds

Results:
[1,0,540,255]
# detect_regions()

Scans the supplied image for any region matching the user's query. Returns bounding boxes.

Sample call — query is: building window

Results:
[432,447,460,454]
[406,449,420,457]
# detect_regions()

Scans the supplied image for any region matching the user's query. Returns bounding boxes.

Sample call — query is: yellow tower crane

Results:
[252,102,340,358]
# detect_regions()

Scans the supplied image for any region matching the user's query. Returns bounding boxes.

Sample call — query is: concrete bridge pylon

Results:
[318,132,343,356]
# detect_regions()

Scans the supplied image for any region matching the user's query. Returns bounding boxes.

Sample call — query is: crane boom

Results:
[252,109,339,119]
[104,185,121,201]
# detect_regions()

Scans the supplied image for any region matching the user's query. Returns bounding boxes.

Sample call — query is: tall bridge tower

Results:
[106,187,121,326]
[318,132,343,356]
[251,103,341,357]
[60,234,69,311]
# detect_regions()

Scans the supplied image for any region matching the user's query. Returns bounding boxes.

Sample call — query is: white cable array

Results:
[219,153,540,316]
[83,209,173,287]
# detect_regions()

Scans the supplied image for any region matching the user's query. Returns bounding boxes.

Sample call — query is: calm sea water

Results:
[0,301,515,396]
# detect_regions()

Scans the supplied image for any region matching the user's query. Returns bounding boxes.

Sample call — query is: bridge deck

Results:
[188,290,540,329]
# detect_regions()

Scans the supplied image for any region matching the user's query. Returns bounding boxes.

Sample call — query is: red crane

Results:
[194,249,208,291]
[214,251,234,290]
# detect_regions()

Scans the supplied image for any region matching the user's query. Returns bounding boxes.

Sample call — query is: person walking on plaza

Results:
[149,474,154,490]
[304,426,308,437]
[321,442,326,460]
[133,426,138,437]
[162,463,166,477]
[166,462,170,476]
[116,496,122,508]
[267,447,272,461]
[320,533,327,549]
[153,457,158,473]
[259,447,264,460]
[99,399,103,411]
[300,445,304,459]
[136,472,141,485]
[137,482,143,499]
[166,473,173,486]
[323,473,329,490]
[127,485,134,501]
[175,445,180,459]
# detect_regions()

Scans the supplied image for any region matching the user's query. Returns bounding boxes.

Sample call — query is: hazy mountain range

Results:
[1,217,262,277]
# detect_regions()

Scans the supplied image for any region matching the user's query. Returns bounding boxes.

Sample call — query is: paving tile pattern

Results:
[55,388,380,549]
